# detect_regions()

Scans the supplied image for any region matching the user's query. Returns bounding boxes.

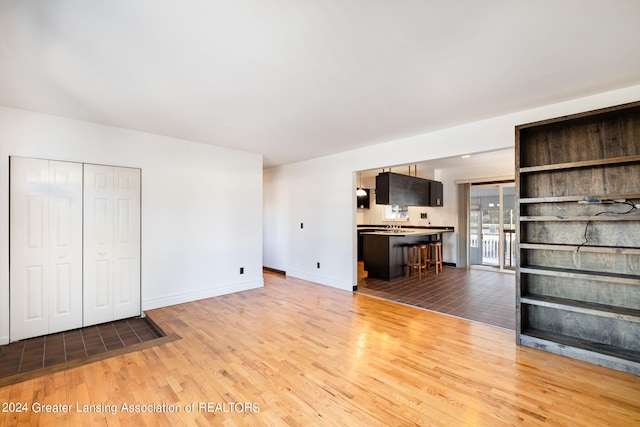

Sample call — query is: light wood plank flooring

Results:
[1,272,639,426]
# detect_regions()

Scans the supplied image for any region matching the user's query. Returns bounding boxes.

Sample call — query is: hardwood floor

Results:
[1,272,639,426]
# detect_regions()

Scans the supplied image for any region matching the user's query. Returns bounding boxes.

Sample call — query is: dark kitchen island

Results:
[362,228,453,281]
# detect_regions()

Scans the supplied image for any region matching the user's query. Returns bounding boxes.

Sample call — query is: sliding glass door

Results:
[469,183,515,271]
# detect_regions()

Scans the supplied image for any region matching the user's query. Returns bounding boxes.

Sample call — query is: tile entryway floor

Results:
[357,265,515,330]
[0,317,170,384]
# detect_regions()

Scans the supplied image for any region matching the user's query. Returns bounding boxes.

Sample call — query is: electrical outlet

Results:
[300,223,304,229]
[240,267,244,274]
[317,262,320,268]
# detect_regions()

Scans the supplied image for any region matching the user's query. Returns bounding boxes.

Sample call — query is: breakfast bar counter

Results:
[361,227,453,281]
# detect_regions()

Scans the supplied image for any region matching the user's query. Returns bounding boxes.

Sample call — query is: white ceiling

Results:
[1,1,640,168]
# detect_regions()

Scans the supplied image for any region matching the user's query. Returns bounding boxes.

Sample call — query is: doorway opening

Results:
[469,182,515,272]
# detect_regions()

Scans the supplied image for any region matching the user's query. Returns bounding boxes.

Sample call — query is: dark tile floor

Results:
[357,264,516,330]
[0,317,165,379]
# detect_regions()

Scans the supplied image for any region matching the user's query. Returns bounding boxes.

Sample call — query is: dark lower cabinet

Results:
[357,229,376,261]
[363,234,432,280]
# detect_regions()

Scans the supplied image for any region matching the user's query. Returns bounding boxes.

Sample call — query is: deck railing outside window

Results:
[470,230,516,269]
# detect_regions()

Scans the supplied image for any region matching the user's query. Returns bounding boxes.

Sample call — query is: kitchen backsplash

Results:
[357,202,453,227]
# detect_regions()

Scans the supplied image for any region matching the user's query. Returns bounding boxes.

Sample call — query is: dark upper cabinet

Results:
[376,172,428,206]
[428,180,443,207]
[356,188,370,209]
[375,172,442,206]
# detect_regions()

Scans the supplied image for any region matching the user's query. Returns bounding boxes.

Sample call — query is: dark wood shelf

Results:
[519,154,640,174]
[519,265,640,286]
[520,215,640,222]
[516,100,640,130]
[520,328,640,367]
[519,243,640,255]
[521,294,640,322]
[519,193,640,204]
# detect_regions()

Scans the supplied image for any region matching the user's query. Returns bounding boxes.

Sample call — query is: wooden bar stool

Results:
[428,242,443,273]
[406,244,428,279]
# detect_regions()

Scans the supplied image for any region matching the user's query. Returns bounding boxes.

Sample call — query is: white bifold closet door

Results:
[10,158,83,341]
[83,164,141,327]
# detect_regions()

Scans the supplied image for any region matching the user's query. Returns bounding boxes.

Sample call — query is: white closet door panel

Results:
[22,265,46,331]
[10,157,50,340]
[95,260,112,306]
[10,158,84,340]
[113,167,141,319]
[48,160,83,333]
[27,197,47,249]
[83,164,115,326]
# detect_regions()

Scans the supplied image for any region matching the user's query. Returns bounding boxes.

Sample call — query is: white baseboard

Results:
[286,270,353,291]
[0,335,8,345]
[142,278,264,311]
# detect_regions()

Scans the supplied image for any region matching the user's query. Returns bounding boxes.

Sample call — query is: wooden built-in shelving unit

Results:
[515,101,640,375]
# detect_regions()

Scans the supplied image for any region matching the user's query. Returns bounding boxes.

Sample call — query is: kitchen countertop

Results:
[358,225,454,237]
[360,228,453,236]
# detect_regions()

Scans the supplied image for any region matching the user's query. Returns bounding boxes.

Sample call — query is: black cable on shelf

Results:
[576,200,638,251]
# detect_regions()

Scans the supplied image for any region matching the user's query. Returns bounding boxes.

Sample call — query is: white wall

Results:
[263,161,355,289]
[263,84,640,290]
[0,106,264,344]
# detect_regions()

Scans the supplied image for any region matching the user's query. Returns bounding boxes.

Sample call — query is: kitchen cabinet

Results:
[363,234,412,280]
[357,188,370,209]
[516,101,640,375]
[428,180,443,207]
[357,228,376,261]
[375,172,442,206]
[376,172,428,206]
